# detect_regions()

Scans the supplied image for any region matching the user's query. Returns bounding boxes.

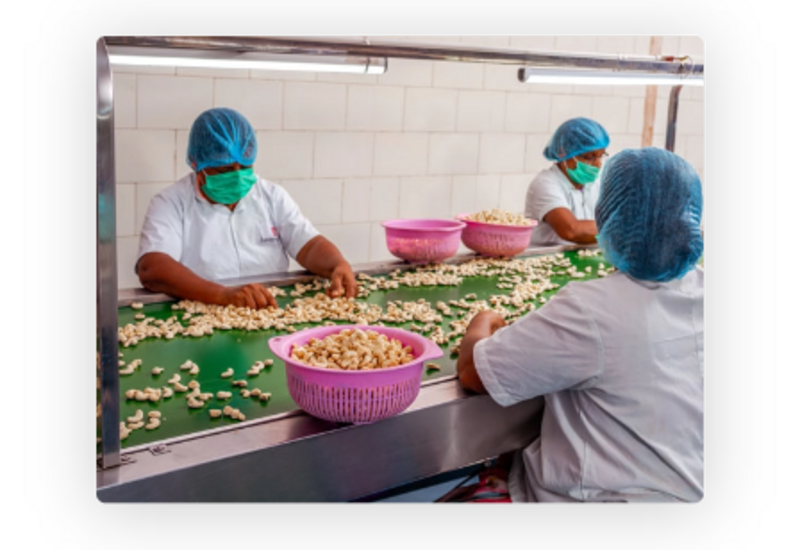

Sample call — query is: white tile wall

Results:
[475,176,502,210]
[399,177,452,218]
[342,179,372,223]
[284,82,346,130]
[679,36,704,58]
[137,76,213,129]
[592,97,631,134]
[177,67,250,79]
[596,36,638,54]
[457,90,506,132]
[613,85,648,99]
[112,35,704,288]
[505,93,551,133]
[347,85,405,131]
[572,85,615,97]
[678,100,704,135]
[314,133,373,177]
[214,79,282,130]
[117,236,141,289]
[479,134,526,174]
[451,176,478,216]
[524,134,552,173]
[115,130,176,183]
[483,64,529,93]
[279,179,342,225]
[686,86,705,101]
[628,98,645,135]
[683,135,705,169]
[378,58,433,87]
[433,61,484,90]
[250,69,316,82]
[661,36,683,57]
[404,88,458,131]
[369,178,401,221]
[255,131,314,179]
[176,130,190,173]
[114,74,137,129]
[555,36,598,53]
[499,174,532,212]
[373,133,429,176]
[316,72,378,85]
[428,134,480,175]
[116,184,136,237]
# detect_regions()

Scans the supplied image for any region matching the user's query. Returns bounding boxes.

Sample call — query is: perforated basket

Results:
[268,325,444,424]
[381,219,466,263]
[456,214,537,258]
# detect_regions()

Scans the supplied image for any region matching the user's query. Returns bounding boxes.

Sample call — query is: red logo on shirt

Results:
[271,227,278,237]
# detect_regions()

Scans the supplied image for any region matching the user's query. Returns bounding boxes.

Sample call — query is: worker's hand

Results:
[218,283,278,310]
[327,261,358,299]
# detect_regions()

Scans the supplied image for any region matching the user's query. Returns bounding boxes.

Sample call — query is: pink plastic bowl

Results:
[268,325,444,424]
[381,219,466,263]
[456,213,538,258]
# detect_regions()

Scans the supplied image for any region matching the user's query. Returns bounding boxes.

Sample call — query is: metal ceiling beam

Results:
[103,36,703,77]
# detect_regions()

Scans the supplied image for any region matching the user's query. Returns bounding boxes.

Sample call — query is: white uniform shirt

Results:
[474,268,704,502]
[136,173,320,282]
[524,165,602,247]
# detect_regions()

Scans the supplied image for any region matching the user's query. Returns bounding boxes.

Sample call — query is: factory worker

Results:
[524,117,609,247]
[456,147,704,503]
[136,107,357,309]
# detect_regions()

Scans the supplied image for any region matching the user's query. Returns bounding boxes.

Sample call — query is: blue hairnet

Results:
[543,117,610,162]
[595,147,703,282]
[186,108,257,172]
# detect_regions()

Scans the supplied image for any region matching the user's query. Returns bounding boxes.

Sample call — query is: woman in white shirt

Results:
[457,147,704,502]
[524,117,610,247]
[136,108,357,309]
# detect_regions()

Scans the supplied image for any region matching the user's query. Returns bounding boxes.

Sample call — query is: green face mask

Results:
[201,167,257,204]
[566,160,600,186]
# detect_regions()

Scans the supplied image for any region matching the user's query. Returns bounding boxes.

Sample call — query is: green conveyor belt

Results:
[102,250,611,450]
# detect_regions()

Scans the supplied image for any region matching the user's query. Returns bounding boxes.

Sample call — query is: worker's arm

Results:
[295,235,358,299]
[456,311,507,394]
[543,208,598,244]
[137,252,277,309]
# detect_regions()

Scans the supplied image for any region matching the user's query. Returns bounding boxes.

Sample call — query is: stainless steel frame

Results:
[666,85,683,152]
[97,38,121,469]
[97,376,543,502]
[104,36,704,76]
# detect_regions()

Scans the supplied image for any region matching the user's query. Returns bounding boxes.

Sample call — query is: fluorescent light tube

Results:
[107,46,387,74]
[519,67,703,86]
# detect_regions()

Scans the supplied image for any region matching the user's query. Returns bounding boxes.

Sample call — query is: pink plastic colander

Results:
[268,325,444,424]
[456,213,538,258]
[381,219,466,263]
